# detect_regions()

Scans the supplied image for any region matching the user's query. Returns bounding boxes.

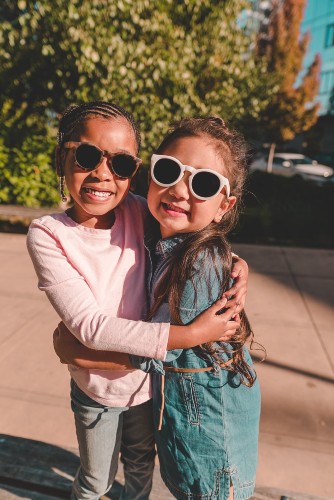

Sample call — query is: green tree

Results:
[255,0,320,171]
[0,135,58,206]
[0,0,273,205]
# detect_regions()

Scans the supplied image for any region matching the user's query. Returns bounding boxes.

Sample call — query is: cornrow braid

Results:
[57,101,141,153]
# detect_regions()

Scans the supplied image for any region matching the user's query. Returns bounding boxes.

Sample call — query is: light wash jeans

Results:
[70,380,155,500]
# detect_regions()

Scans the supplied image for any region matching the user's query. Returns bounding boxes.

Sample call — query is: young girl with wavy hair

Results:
[138,116,261,500]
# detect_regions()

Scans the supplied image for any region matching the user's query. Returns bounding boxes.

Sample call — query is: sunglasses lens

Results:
[153,158,181,185]
[75,144,102,170]
[192,171,221,198]
[112,154,138,178]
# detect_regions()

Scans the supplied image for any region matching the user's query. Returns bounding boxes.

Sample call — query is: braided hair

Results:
[57,101,141,153]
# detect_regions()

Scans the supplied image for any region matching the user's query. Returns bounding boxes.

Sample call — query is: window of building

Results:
[325,24,334,48]
[320,71,334,95]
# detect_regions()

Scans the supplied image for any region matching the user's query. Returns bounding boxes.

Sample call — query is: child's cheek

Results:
[146,183,155,213]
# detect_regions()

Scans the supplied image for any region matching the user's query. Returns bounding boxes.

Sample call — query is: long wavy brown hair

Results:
[148,117,262,387]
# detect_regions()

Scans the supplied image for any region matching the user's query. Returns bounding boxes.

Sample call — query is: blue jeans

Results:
[70,380,155,500]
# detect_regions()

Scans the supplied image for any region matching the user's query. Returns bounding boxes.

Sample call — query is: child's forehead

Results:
[81,116,130,133]
[79,117,137,144]
[65,117,137,156]
[160,135,227,172]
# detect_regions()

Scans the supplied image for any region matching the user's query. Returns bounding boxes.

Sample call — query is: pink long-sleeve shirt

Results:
[27,193,169,406]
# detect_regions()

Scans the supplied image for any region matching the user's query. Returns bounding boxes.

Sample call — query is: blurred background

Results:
[0,1,333,499]
[0,0,333,249]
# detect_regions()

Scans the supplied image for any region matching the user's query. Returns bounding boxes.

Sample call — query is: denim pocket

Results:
[180,374,200,425]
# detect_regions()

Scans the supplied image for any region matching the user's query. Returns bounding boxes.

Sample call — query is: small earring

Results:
[59,175,68,202]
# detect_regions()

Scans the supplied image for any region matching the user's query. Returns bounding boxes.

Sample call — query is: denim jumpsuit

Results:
[133,234,261,500]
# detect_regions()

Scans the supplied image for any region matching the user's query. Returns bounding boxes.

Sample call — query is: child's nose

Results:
[93,157,112,181]
[168,175,190,200]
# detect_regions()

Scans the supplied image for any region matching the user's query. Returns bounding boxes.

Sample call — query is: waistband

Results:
[158,358,233,430]
[162,357,233,373]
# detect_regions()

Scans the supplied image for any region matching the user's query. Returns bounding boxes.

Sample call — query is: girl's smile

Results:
[148,136,236,238]
[161,202,190,217]
[81,186,115,202]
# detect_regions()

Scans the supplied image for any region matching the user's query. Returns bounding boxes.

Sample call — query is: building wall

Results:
[302,0,334,114]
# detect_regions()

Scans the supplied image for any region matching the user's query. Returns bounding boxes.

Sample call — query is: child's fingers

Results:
[217,322,239,342]
[223,285,245,312]
[216,296,240,316]
[231,256,248,279]
[224,281,238,298]
[224,281,243,298]
[57,320,67,334]
[218,332,235,342]
[231,266,241,279]
[211,296,228,315]
[226,256,249,309]
[53,327,65,362]
[231,310,241,321]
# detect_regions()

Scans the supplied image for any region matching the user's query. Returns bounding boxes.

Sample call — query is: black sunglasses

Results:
[63,142,142,179]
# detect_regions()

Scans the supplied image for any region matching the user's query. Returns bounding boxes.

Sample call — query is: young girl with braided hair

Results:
[27,102,249,500]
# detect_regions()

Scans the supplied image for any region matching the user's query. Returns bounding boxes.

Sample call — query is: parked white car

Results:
[250,153,334,183]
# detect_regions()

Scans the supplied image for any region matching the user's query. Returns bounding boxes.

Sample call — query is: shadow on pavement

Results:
[0,434,122,499]
[252,355,334,385]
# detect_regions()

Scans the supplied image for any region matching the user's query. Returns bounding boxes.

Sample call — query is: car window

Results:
[290,157,313,165]
[274,157,290,166]
[300,157,313,165]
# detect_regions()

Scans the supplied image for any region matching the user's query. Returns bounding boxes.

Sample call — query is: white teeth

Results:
[85,188,112,198]
[165,203,188,214]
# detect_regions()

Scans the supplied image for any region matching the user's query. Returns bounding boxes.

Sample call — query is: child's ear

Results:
[213,196,237,223]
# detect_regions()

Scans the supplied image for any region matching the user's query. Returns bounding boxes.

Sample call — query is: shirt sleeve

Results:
[26,222,168,360]
[129,355,165,375]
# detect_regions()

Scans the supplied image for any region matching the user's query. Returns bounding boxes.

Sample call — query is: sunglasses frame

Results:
[151,154,230,200]
[63,142,142,179]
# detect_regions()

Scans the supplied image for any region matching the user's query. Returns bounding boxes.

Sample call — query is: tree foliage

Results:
[0,135,58,206]
[255,0,320,146]
[0,0,274,205]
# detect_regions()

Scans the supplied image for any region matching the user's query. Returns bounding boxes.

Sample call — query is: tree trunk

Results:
[267,142,276,173]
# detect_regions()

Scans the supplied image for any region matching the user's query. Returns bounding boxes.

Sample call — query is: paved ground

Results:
[0,231,333,499]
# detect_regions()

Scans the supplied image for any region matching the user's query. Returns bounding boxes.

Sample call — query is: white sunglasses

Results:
[151,154,230,200]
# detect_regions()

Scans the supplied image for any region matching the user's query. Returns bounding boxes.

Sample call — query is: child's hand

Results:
[53,322,81,364]
[225,255,249,314]
[190,297,240,345]
[53,322,134,370]
[217,313,241,342]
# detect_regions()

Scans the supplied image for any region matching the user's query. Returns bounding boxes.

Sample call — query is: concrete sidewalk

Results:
[0,232,333,499]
